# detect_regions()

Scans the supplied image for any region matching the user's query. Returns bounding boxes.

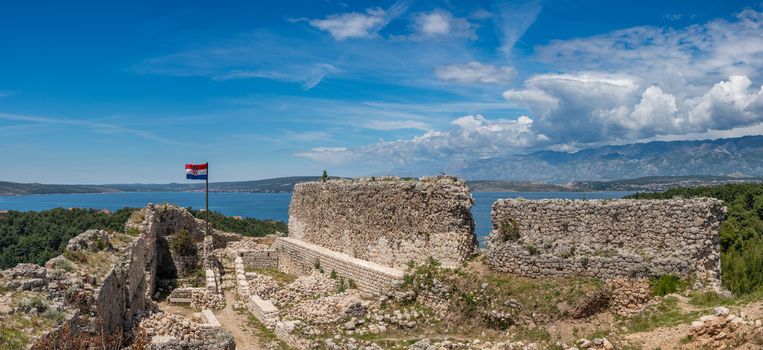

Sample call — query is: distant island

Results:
[2,175,763,196]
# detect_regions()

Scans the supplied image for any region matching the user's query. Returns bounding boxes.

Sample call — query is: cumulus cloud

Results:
[296,114,547,165]
[504,73,763,143]
[409,10,476,40]
[503,9,763,144]
[308,0,409,40]
[435,61,515,84]
[533,9,763,87]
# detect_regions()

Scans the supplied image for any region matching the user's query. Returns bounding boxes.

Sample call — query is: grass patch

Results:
[512,326,552,343]
[626,296,699,333]
[63,250,88,264]
[0,326,28,350]
[253,268,297,286]
[241,311,290,350]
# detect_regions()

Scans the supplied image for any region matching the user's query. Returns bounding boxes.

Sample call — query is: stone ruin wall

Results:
[274,237,404,295]
[288,176,476,269]
[21,204,238,349]
[486,198,726,286]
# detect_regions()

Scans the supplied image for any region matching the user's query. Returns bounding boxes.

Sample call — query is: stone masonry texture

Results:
[486,198,726,286]
[275,237,404,295]
[288,176,476,269]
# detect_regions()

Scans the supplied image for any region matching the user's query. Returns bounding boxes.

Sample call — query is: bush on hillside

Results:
[0,208,135,269]
[627,184,763,295]
[189,209,287,237]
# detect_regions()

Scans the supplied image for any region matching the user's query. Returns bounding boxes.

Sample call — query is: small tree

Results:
[322,170,328,182]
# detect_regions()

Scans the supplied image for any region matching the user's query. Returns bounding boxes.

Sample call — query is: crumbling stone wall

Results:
[486,198,725,286]
[288,176,475,269]
[20,204,239,349]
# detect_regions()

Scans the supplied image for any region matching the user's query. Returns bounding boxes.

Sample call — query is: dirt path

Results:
[213,290,264,350]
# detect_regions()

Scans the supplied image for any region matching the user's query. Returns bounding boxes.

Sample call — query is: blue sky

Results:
[1,0,762,183]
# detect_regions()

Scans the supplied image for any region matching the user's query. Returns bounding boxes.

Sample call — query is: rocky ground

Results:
[215,247,763,350]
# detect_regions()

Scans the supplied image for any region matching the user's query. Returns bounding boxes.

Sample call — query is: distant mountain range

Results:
[3,135,763,195]
[445,135,763,183]
[0,176,332,196]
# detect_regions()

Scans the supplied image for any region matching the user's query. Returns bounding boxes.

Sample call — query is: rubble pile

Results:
[574,337,616,349]
[272,271,338,307]
[65,229,112,252]
[2,263,48,291]
[245,271,279,299]
[190,289,225,310]
[286,291,368,325]
[227,238,272,251]
[688,307,763,349]
[606,279,653,317]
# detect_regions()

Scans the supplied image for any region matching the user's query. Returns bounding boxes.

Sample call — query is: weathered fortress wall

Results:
[486,198,725,285]
[288,176,476,269]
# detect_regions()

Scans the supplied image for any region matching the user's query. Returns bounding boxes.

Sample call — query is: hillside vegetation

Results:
[0,207,287,269]
[189,209,287,236]
[0,208,135,269]
[627,184,763,295]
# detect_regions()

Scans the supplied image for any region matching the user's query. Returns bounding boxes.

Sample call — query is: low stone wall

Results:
[274,237,404,295]
[275,321,307,349]
[486,198,725,286]
[201,310,221,328]
[288,176,475,269]
[248,295,279,328]
[229,249,278,270]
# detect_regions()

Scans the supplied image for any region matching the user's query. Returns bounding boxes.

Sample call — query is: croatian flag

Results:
[185,163,208,180]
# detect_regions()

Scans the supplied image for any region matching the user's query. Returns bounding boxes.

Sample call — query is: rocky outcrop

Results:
[288,176,475,269]
[486,198,725,287]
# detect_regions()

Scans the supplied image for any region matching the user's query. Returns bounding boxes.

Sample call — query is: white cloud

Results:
[533,9,763,87]
[503,9,763,144]
[309,9,387,40]
[435,61,515,84]
[308,0,409,40]
[363,119,429,130]
[213,64,340,90]
[296,114,547,165]
[494,0,543,54]
[409,10,476,40]
[504,73,763,143]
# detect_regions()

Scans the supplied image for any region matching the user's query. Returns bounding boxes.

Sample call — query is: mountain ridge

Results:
[444,135,763,183]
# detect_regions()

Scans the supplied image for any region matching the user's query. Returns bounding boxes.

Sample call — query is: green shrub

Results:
[628,184,763,295]
[337,277,347,293]
[0,207,136,269]
[330,269,338,279]
[348,278,357,289]
[499,219,521,242]
[126,227,140,236]
[188,208,287,237]
[169,229,196,257]
[651,274,685,296]
[721,237,763,295]
[526,244,539,256]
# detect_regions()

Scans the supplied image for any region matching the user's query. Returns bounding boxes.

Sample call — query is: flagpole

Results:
[205,162,209,267]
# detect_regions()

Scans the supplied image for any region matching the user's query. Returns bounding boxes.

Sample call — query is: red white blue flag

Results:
[185,163,208,180]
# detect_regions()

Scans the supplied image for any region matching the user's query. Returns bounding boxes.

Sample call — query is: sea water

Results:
[0,191,633,243]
